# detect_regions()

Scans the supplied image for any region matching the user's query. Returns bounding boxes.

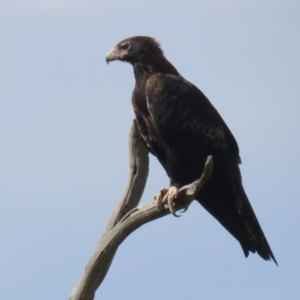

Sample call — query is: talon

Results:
[166,186,181,217]
[155,186,182,216]
[155,188,169,209]
[180,206,188,214]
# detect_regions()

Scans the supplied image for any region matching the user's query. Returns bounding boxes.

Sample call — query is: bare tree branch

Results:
[69,120,149,300]
[68,121,213,300]
[101,120,149,235]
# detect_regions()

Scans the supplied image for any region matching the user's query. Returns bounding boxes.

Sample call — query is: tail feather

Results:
[238,188,278,265]
[196,168,278,265]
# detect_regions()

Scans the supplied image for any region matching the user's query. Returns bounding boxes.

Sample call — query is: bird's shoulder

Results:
[145,73,241,162]
[146,73,193,99]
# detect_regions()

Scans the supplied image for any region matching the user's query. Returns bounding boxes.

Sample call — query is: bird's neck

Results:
[131,55,179,118]
[132,55,179,82]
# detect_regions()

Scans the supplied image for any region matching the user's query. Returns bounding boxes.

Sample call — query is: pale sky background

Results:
[1,1,299,299]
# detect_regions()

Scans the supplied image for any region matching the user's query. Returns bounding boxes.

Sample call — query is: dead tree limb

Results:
[68,120,213,300]
[69,120,149,300]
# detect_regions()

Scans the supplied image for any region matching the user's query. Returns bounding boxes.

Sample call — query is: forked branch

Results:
[69,121,213,300]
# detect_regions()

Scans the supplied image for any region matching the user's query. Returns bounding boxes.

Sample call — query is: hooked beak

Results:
[105,48,117,64]
[106,47,128,64]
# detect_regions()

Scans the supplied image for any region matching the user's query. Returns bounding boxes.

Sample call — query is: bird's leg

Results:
[155,186,181,217]
[164,186,181,217]
[155,156,214,217]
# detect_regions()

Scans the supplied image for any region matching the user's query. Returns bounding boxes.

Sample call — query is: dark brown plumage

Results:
[106,36,277,264]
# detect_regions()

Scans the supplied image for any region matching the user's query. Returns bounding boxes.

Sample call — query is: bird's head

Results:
[106,36,163,64]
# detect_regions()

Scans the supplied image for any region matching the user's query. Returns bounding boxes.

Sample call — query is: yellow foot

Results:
[155,186,181,217]
[155,188,169,208]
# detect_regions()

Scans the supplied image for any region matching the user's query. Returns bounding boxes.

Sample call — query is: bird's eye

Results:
[120,43,129,50]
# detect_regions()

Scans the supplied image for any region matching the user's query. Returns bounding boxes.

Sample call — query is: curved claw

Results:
[179,206,189,213]
[171,211,182,217]
[155,186,189,217]
[171,205,188,217]
[164,186,180,217]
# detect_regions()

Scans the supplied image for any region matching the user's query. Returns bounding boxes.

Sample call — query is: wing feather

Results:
[145,73,277,263]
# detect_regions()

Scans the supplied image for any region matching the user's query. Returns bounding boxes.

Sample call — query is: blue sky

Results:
[1,1,299,299]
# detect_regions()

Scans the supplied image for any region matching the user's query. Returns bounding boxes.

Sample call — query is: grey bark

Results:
[68,120,213,300]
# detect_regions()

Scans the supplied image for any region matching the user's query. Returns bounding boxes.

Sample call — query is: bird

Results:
[106,36,277,264]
